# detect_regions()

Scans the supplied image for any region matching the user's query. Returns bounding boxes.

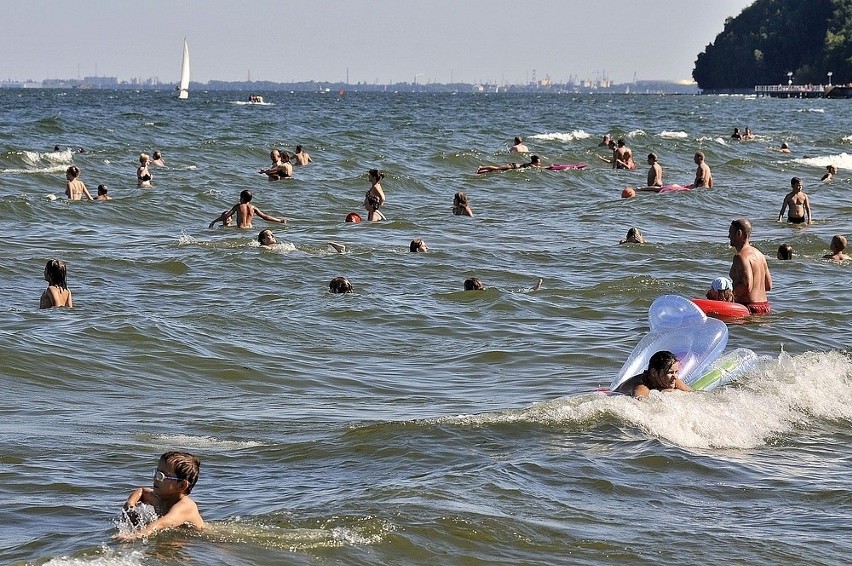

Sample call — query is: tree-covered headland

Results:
[693,0,852,90]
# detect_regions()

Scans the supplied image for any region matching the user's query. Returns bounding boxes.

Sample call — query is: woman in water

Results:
[64,166,93,201]
[40,259,73,309]
[365,169,386,209]
[614,350,691,398]
[137,153,152,188]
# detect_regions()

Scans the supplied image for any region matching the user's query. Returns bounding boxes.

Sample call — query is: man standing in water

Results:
[728,218,772,314]
[692,152,713,188]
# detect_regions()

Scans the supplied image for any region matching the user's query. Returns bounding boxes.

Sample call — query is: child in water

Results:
[115,451,204,541]
[40,259,73,309]
[823,235,850,261]
[706,276,734,302]
[777,244,793,260]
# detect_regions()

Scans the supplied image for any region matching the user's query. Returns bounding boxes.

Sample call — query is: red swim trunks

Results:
[740,301,772,314]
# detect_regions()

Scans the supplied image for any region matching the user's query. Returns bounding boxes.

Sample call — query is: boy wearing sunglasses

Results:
[115,451,205,541]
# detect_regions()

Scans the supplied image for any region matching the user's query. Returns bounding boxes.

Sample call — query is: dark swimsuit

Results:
[788,216,806,224]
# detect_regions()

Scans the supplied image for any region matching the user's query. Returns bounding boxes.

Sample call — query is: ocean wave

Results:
[43,548,146,566]
[149,433,266,449]
[432,350,852,450]
[529,130,591,142]
[659,131,689,139]
[792,152,852,169]
[205,514,393,549]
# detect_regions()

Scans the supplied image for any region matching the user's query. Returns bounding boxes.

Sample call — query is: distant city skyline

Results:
[2,0,754,85]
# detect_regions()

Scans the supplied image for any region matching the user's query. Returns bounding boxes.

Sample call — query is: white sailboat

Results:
[177,38,190,99]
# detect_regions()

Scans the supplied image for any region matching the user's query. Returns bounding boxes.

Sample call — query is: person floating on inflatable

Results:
[614,350,692,398]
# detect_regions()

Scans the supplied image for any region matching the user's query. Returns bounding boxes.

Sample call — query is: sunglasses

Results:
[153,469,183,483]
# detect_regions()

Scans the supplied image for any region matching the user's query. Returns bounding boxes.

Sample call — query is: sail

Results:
[178,39,190,99]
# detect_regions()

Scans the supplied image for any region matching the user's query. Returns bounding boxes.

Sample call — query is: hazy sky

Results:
[2,0,754,85]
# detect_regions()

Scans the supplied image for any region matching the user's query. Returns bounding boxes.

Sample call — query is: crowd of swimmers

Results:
[36,129,850,545]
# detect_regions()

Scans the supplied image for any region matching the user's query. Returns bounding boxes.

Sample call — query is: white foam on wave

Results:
[842,135,852,142]
[151,433,265,449]
[626,129,646,138]
[43,547,145,566]
[796,108,825,113]
[659,131,688,139]
[2,164,68,175]
[436,350,852,450]
[529,130,591,142]
[208,516,392,549]
[792,152,852,169]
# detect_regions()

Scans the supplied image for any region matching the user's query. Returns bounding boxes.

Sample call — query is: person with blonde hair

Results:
[137,153,152,188]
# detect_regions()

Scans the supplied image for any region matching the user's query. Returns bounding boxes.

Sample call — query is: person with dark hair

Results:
[40,259,73,309]
[409,239,428,252]
[510,136,529,153]
[777,243,793,260]
[293,145,312,165]
[619,227,645,244]
[365,168,386,208]
[614,350,691,398]
[612,139,635,170]
[209,190,287,229]
[729,218,772,314]
[777,177,812,224]
[257,229,277,246]
[329,277,353,294]
[115,451,204,541]
[646,153,662,188]
[691,152,713,188]
[476,155,542,174]
[151,151,166,167]
[452,192,473,217]
[464,277,484,291]
[95,184,111,201]
[64,166,93,200]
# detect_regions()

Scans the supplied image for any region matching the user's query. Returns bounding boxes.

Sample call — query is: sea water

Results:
[0,89,850,565]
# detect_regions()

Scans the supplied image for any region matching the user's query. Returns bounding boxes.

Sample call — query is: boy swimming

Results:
[114,451,204,541]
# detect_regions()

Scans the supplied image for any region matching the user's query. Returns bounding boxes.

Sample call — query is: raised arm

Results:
[254,207,287,224]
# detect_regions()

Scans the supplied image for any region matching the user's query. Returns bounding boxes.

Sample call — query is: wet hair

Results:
[827,165,837,174]
[777,243,793,260]
[160,451,200,494]
[830,235,848,253]
[453,192,468,206]
[622,227,645,244]
[239,189,253,203]
[44,259,68,289]
[791,176,802,187]
[780,143,789,149]
[647,153,657,162]
[258,229,275,244]
[730,218,752,238]
[97,184,108,195]
[464,277,484,291]
[368,169,384,182]
[66,166,80,178]
[695,151,705,160]
[617,139,626,147]
[410,238,426,252]
[295,145,303,152]
[329,276,353,294]
[281,151,291,163]
[530,155,541,165]
[153,151,162,159]
[644,350,678,390]
[514,136,522,144]
[54,145,61,152]
[139,153,149,164]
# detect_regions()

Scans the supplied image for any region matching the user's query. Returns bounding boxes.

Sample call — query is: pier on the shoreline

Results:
[754,84,851,99]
